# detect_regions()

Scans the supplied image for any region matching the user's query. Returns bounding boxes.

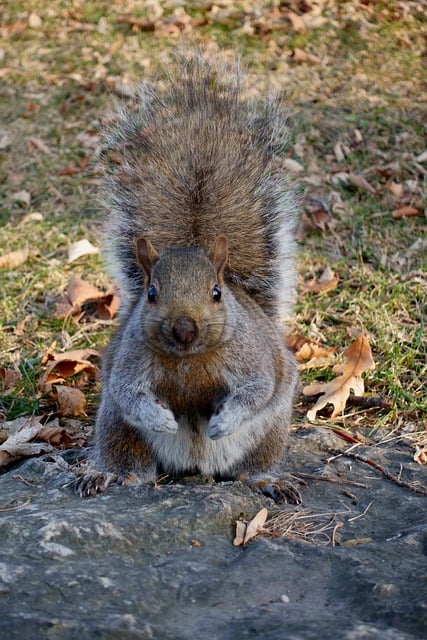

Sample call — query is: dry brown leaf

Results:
[0,248,29,270]
[39,348,99,391]
[303,334,376,421]
[233,508,269,546]
[287,10,307,33]
[385,180,404,199]
[414,448,427,465]
[299,355,337,371]
[55,385,87,416]
[54,275,102,318]
[96,290,121,320]
[392,206,420,219]
[243,508,269,544]
[0,415,86,466]
[109,33,125,56]
[347,174,376,194]
[0,416,53,467]
[301,198,331,233]
[286,334,335,362]
[59,155,90,175]
[0,367,22,395]
[54,275,119,320]
[290,48,321,65]
[301,266,339,294]
[27,137,52,155]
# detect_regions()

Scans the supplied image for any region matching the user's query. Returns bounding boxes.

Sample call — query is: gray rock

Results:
[0,427,426,640]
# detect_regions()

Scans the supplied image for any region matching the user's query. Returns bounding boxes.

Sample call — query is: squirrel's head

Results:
[135,235,231,356]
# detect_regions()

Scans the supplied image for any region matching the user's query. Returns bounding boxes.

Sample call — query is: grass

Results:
[0,1,426,441]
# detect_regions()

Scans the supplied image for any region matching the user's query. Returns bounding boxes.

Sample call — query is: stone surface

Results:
[0,427,426,640]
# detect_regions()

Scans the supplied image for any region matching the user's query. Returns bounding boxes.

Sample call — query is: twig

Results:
[291,471,369,489]
[348,500,374,522]
[12,474,41,488]
[326,448,427,496]
[0,498,31,512]
[301,394,393,410]
[326,442,362,463]
[331,521,344,547]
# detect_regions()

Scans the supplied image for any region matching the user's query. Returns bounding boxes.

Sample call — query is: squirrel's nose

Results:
[171,316,198,346]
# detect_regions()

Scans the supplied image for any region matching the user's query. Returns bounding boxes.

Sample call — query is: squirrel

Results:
[76,54,300,502]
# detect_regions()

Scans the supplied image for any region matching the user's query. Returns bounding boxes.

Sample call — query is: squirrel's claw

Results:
[74,470,118,498]
[250,474,304,505]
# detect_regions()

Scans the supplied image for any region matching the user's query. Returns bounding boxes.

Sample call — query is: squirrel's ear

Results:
[210,234,228,282]
[136,237,159,278]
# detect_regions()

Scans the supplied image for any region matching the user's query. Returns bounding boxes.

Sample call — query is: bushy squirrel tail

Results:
[100,52,298,320]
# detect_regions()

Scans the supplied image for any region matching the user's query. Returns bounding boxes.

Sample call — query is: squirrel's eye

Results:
[147,284,158,303]
[212,284,222,303]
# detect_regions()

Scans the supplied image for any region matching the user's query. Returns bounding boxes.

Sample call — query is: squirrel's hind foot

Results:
[74,466,147,498]
[74,469,119,498]
[246,473,305,505]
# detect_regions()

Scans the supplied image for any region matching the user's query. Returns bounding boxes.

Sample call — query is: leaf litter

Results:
[234,506,351,547]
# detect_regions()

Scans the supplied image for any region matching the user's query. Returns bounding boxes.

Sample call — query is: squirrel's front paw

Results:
[207,406,239,440]
[148,404,178,433]
[126,399,178,433]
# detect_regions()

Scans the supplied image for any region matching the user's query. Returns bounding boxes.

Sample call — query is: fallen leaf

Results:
[68,239,99,262]
[55,385,87,416]
[0,133,12,150]
[0,415,86,466]
[19,212,44,224]
[385,180,403,198]
[290,48,321,65]
[0,416,52,466]
[233,520,247,546]
[54,276,120,320]
[334,142,345,162]
[0,367,22,395]
[109,33,125,56]
[0,248,29,270]
[27,137,51,154]
[283,158,304,173]
[39,348,99,391]
[287,10,306,33]
[286,334,335,362]
[346,174,376,194]
[59,155,90,175]
[303,334,376,421]
[414,448,427,465]
[299,355,337,371]
[233,508,269,546]
[96,289,121,320]
[12,190,31,205]
[116,13,156,30]
[243,508,269,544]
[301,197,331,232]
[28,12,42,28]
[301,266,339,294]
[392,206,420,219]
